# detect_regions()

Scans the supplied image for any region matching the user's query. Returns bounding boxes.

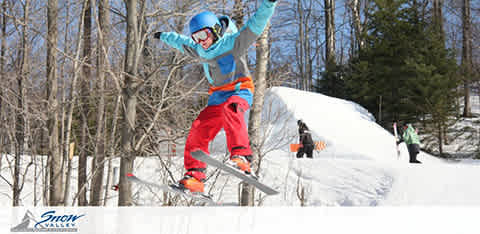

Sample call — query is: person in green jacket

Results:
[397,123,422,163]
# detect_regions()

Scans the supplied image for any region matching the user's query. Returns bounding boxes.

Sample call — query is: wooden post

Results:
[69,142,75,161]
[378,95,382,123]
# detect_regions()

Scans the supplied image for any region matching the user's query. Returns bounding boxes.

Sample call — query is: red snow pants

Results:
[184,96,252,181]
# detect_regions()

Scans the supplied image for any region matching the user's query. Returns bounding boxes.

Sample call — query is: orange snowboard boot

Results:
[179,175,204,193]
[230,155,252,174]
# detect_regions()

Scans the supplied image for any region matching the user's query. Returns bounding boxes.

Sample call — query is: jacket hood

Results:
[204,16,237,51]
[218,16,238,36]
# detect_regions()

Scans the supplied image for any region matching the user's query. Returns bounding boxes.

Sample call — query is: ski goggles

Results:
[191,28,213,43]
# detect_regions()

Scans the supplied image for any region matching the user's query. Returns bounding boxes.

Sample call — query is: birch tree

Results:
[241,24,271,207]
[349,0,365,51]
[318,0,340,97]
[47,0,63,206]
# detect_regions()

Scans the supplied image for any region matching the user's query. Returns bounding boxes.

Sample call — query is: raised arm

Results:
[233,0,277,54]
[158,31,198,55]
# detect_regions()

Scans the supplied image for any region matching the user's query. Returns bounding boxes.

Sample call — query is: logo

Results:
[11,209,85,232]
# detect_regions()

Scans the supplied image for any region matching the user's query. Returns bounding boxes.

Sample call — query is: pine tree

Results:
[344,0,459,156]
[346,0,414,124]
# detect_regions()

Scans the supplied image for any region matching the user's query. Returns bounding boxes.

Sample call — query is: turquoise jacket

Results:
[160,0,277,106]
[402,124,421,145]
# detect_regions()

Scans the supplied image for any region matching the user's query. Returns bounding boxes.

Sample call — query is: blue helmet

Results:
[189,11,221,35]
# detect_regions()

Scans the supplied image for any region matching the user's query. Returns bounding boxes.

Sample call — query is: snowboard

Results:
[289,141,326,152]
[191,150,279,195]
[393,122,400,158]
[126,173,217,205]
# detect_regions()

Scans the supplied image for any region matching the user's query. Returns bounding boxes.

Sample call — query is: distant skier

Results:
[297,120,314,159]
[153,0,278,193]
[397,123,422,163]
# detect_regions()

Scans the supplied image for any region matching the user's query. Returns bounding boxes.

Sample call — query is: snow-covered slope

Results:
[263,87,398,161]
[1,87,480,207]
[257,87,480,206]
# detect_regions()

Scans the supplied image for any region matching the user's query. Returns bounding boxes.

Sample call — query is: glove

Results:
[153,32,162,39]
[268,0,277,2]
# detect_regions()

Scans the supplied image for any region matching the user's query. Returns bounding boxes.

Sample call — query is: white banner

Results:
[1,207,478,234]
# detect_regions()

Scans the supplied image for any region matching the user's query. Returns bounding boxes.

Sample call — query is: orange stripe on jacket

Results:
[208,77,255,95]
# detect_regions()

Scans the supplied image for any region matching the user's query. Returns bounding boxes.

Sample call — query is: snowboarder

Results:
[153,0,278,194]
[397,123,422,163]
[297,120,314,159]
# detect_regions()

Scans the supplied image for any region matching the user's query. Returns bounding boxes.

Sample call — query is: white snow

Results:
[2,86,480,207]
[255,87,480,206]
[1,86,480,234]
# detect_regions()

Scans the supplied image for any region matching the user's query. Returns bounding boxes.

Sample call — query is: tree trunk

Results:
[461,0,472,117]
[438,124,443,156]
[13,0,29,207]
[295,0,316,91]
[296,0,305,90]
[118,0,140,206]
[47,0,63,206]
[350,0,364,51]
[62,0,88,206]
[325,0,336,66]
[104,95,121,205]
[0,0,6,163]
[61,0,72,206]
[90,0,109,207]
[243,24,271,206]
[432,0,444,41]
[78,0,92,206]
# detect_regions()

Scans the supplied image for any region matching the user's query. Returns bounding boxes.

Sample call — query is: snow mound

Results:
[263,87,398,162]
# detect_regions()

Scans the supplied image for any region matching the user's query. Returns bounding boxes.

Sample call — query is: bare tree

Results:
[349,0,365,51]
[103,95,121,206]
[295,0,313,91]
[60,0,71,206]
[324,0,335,67]
[61,0,89,206]
[77,0,92,206]
[116,0,204,206]
[433,0,444,40]
[47,0,63,206]
[0,0,6,164]
[241,24,271,206]
[13,0,29,207]
[432,0,449,144]
[462,0,473,117]
[118,0,141,206]
[90,0,109,207]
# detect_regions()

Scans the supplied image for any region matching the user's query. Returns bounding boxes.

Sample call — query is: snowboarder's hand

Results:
[154,32,162,39]
[268,0,277,2]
